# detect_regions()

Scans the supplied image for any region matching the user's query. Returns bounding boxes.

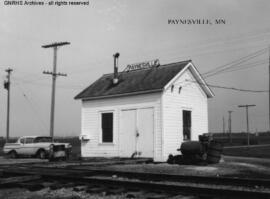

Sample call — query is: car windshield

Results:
[34,137,52,143]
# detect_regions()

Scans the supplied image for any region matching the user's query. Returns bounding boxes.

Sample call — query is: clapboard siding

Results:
[79,64,211,162]
[162,69,208,159]
[81,93,163,161]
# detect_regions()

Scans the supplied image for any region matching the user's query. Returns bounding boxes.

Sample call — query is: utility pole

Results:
[222,116,225,134]
[4,68,13,143]
[42,42,70,140]
[269,45,270,131]
[238,104,256,146]
[228,111,233,144]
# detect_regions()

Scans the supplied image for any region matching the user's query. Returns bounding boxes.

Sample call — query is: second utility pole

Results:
[228,111,233,144]
[4,68,13,143]
[238,104,256,146]
[269,45,270,131]
[42,42,70,140]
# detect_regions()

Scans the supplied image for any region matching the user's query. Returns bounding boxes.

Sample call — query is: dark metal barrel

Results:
[206,141,223,164]
[180,141,204,155]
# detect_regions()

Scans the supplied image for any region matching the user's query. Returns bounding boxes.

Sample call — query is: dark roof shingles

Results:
[74,60,190,100]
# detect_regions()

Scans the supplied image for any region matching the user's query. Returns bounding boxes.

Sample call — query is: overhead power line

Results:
[12,77,84,90]
[219,60,267,74]
[185,80,268,93]
[203,83,267,93]
[205,58,264,77]
[202,48,267,78]
[16,84,49,134]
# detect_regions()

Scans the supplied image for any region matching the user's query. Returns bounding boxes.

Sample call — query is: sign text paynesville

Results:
[125,59,160,71]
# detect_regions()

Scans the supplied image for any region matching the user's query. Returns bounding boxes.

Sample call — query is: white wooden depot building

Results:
[75,59,214,162]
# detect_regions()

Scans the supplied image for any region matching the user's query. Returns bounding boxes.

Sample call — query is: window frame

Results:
[25,137,34,144]
[182,109,192,141]
[34,137,52,143]
[19,138,25,144]
[100,111,114,144]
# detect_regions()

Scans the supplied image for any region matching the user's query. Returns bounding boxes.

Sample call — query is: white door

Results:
[120,109,136,157]
[24,137,35,155]
[16,138,25,155]
[137,108,154,157]
[120,108,154,158]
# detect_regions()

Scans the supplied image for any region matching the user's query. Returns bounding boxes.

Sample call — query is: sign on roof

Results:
[125,59,160,72]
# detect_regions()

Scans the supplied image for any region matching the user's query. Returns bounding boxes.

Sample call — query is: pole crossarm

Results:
[238,105,256,108]
[43,71,67,77]
[42,42,70,48]
[5,68,13,73]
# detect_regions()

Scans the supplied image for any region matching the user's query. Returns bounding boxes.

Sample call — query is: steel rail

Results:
[2,165,270,188]
[1,165,270,199]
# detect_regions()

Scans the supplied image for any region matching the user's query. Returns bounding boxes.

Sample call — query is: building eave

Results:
[164,61,214,98]
[188,62,215,98]
[79,88,163,101]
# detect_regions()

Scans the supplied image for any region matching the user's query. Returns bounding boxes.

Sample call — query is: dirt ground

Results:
[223,144,270,158]
[1,155,270,179]
[0,157,47,165]
[0,187,196,199]
[0,187,127,199]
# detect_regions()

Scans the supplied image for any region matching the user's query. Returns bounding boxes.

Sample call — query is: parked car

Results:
[3,136,72,159]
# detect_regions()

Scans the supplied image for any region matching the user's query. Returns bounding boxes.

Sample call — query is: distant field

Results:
[223,145,270,158]
[209,132,270,146]
[210,132,270,158]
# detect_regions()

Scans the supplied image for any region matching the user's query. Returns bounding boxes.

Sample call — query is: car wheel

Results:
[9,150,17,159]
[38,150,46,159]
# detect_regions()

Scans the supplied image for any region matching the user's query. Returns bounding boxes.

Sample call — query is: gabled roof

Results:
[74,60,214,100]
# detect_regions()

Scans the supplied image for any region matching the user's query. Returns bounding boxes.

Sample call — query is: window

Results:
[183,110,191,140]
[25,138,34,144]
[34,137,52,143]
[178,86,182,94]
[171,85,174,92]
[101,112,113,143]
[20,138,25,144]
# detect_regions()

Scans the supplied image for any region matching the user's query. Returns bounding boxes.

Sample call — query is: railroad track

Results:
[1,164,270,199]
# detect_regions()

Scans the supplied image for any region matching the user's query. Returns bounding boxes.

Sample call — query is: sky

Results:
[0,0,270,137]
